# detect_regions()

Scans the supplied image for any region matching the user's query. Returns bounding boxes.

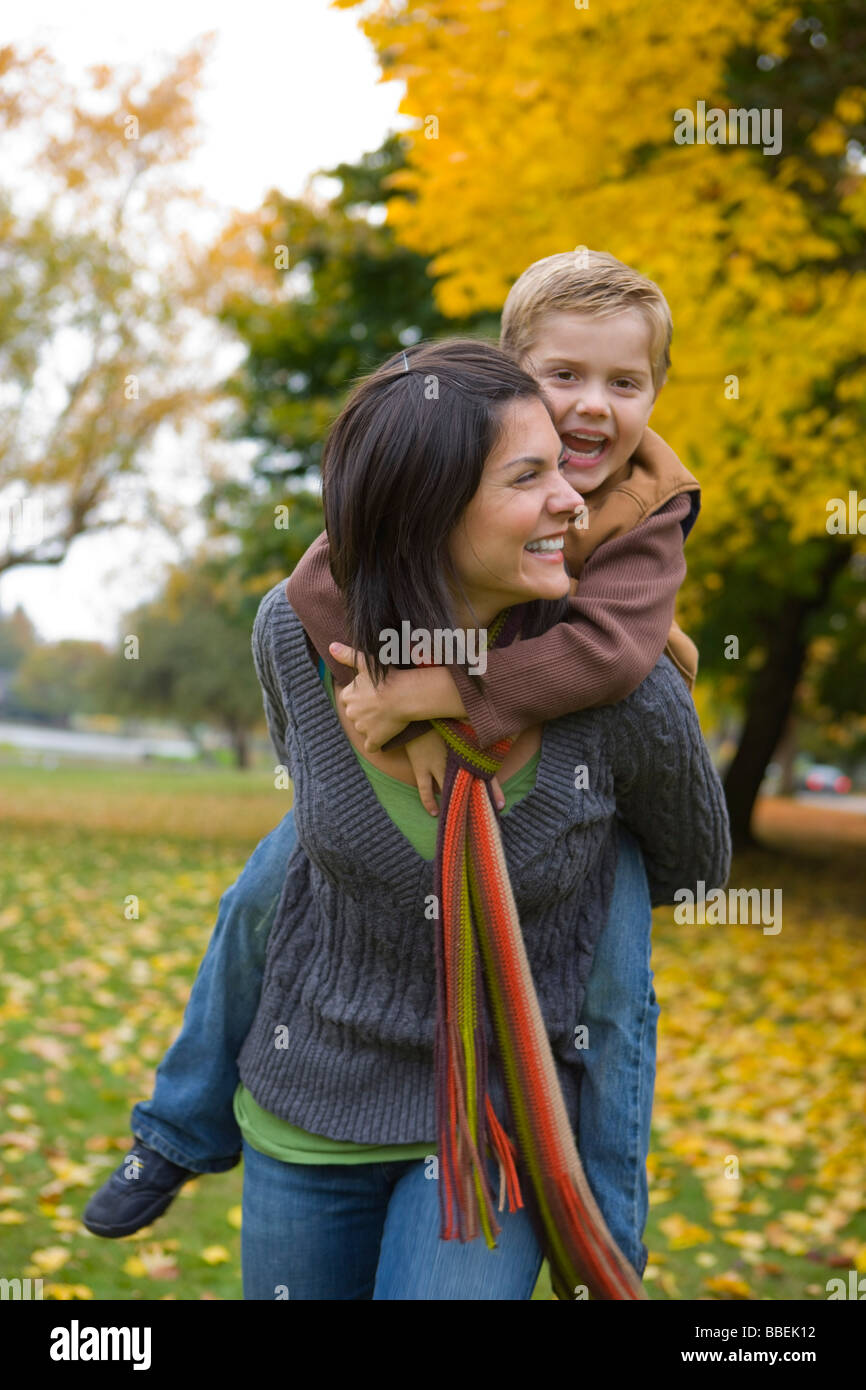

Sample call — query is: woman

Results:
[229,339,730,1298]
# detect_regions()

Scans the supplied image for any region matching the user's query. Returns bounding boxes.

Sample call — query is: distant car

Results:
[801,764,852,795]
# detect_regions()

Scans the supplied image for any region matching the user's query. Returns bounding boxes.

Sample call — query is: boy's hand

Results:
[330,642,410,750]
[404,729,448,816]
[404,728,506,816]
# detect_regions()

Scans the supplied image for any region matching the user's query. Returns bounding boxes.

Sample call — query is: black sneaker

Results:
[82,1140,198,1238]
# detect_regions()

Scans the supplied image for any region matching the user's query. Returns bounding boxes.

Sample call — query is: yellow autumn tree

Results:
[336,0,866,842]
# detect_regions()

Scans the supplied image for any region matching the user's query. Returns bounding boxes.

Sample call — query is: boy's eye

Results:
[613,378,638,389]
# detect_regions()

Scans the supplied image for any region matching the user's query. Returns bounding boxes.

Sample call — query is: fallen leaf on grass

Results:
[721,1230,766,1251]
[658,1213,713,1249]
[200,1245,230,1265]
[703,1272,752,1298]
[30,1247,71,1273]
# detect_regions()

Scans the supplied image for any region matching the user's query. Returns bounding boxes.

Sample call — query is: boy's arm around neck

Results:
[283,475,696,750]
[284,530,436,750]
[450,492,693,745]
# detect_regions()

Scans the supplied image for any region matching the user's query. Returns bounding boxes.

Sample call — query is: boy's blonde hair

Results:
[500,249,672,393]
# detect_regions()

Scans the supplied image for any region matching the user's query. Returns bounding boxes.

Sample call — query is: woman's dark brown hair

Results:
[322,337,570,683]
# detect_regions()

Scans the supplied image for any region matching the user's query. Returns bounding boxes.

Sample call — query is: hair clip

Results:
[401,350,410,372]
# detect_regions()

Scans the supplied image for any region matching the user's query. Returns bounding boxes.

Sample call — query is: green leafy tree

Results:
[203,136,498,589]
[0,605,37,671]
[10,640,111,722]
[101,562,264,768]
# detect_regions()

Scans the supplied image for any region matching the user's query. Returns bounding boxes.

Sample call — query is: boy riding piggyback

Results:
[84,250,700,1283]
[310,251,699,817]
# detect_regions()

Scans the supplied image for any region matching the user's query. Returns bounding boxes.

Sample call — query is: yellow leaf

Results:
[722,1229,766,1251]
[7,1104,34,1123]
[658,1213,713,1249]
[226,1205,243,1229]
[46,1158,97,1187]
[30,1246,71,1273]
[201,1245,230,1265]
[704,1272,752,1299]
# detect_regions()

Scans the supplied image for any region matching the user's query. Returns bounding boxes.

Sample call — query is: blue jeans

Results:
[132,815,657,1277]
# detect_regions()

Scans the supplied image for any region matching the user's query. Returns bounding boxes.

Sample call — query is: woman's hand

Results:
[330,643,411,750]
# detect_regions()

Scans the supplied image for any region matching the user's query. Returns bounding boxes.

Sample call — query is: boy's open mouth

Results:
[561,431,612,465]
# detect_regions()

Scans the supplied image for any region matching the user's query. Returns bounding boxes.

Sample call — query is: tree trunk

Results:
[228,721,250,770]
[723,545,851,847]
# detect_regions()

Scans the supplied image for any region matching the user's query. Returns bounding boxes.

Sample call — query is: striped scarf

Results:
[429,606,647,1301]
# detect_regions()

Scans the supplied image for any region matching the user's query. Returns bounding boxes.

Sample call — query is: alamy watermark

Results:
[0,497,44,547]
[49,1321,151,1370]
[1,1276,43,1300]
[826,491,866,535]
[673,882,782,935]
[674,101,782,156]
[379,623,488,676]
[826,1271,866,1299]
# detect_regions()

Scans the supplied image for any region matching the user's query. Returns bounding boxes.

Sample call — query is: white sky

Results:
[0,0,404,643]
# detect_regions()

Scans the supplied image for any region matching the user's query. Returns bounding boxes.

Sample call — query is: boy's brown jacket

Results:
[569,428,700,690]
[283,427,700,752]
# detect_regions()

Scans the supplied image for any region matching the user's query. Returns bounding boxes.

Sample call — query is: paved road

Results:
[795,792,866,815]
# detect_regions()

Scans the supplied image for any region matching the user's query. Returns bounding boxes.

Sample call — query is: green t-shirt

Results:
[234,658,540,1164]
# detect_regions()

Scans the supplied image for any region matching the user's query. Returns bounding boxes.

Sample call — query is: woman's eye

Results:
[554,371,576,381]
[515,459,567,483]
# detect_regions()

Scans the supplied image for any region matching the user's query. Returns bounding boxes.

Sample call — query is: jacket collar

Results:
[566,426,700,574]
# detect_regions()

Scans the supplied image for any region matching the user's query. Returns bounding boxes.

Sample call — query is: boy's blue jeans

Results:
[131,814,658,1277]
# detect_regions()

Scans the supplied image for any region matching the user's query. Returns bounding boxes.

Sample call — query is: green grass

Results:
[0,765,863,1300]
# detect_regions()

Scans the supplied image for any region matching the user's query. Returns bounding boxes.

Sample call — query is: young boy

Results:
[83,250,699,1282]
[310,251,698,799]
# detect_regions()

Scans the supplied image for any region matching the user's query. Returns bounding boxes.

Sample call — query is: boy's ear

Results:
[653,376,666,403]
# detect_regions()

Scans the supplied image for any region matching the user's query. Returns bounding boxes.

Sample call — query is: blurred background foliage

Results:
[1,1,865,832]
[0,0,864,1308]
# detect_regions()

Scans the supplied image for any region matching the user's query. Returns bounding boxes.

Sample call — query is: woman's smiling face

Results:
[447,395,581,627]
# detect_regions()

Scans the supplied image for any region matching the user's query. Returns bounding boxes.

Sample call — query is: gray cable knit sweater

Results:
[237,582,731,1144]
